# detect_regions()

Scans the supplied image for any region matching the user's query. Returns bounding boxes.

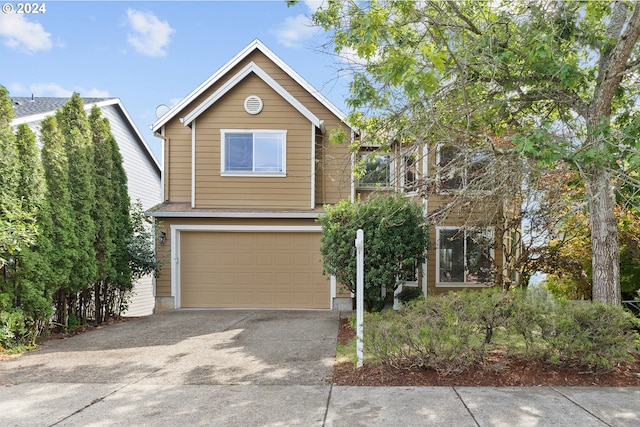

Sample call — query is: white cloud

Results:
[0,13,52,53]
[126,9,175,58]
[23,83,110,98]
[273,14,319,48]
[272,1,328,49]
[30,83,72,97]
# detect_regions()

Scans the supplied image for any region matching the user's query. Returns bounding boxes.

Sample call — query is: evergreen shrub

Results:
[362,290,639,372]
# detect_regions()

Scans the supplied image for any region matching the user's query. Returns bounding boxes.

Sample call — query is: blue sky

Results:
[0,0,350,161]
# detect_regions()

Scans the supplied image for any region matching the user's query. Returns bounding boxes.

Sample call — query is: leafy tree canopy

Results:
[308,0,640,303]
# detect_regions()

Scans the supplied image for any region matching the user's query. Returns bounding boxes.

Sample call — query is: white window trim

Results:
[435,226,495,287]
[401,151,421,196]
[356,152,394,189]
[220,129,287,177]
[435,143,464,195]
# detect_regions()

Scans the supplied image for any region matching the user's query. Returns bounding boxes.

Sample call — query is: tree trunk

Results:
[587,168,621,304]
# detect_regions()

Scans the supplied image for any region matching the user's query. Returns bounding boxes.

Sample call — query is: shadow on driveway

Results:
[0,310,340,386]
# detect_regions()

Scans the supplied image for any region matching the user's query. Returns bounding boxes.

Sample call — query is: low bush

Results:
[542,300,639,370]
[365,293,486,373]
[361,290,639,373]
[0,308,27,351]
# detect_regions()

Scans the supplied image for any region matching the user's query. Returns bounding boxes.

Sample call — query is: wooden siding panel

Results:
[161,49,353,209]
[193,73,312,209]
[165,120,192,203]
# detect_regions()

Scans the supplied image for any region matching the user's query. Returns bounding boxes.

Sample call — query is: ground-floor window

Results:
[436,227,494,285]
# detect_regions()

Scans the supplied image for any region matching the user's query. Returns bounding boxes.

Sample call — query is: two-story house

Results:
[150,39,355,310]
[150,39,508,311]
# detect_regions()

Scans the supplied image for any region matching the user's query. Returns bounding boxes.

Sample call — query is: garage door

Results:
[180,231,329,309]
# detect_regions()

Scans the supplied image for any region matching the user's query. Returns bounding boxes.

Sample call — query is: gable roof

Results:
[152,38,353,133]
[182,61,321,127]
[11,96,161,173]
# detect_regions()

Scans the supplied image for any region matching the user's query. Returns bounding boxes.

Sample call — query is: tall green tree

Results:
[89,106,133,321]
[89,106,115,323]
[40,116,76,328]
[108,128,132,307]
[12,124,52,340]
[0,86,36,272]
[310,0,640,303]
[56,94,97,319]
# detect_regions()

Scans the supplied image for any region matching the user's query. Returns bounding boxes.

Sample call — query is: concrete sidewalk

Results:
[1,383,639,426]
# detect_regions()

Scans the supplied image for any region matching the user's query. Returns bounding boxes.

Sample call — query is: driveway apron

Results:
[0,310,340,386]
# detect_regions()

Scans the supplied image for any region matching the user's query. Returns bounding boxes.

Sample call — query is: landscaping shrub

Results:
[0,308,27,350]
[542,300,640,370]
[365,294,486,373]
[360,290,640,373]
[319,193,428,312]
[502,290,554,359]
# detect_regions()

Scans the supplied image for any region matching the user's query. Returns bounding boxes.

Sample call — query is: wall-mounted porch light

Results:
[159,231,166,245]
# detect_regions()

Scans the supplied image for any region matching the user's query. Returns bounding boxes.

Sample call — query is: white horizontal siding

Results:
[123,275,155,317]
[102,105,160,317]
[101,104,161,210]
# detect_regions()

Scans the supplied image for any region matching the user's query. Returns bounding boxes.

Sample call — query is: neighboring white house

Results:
[11,96,162,316]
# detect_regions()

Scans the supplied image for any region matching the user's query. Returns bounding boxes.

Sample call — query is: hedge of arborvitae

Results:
[0,86,157,349]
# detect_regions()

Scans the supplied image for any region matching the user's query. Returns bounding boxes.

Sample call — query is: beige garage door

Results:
[180,231,329,309]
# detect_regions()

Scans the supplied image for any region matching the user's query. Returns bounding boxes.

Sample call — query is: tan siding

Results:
[161,49,352,209]
[193,73,313,209]
[165,120,191,203]
[316,118,352,205]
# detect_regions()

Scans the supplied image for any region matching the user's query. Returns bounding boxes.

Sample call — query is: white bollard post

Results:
[355,229,364,368]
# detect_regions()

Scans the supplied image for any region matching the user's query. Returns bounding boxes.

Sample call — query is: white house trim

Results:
[150,211,320,218]
[310,123,316,209]
[191,120,196,208]
[160,127,166,203]
[169,224,323,309]
[151,39,351,133]
[182,62,321,128]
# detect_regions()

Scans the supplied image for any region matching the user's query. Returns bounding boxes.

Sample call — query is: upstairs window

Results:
[357,154,391,188]
[437,144,492,193]
[402,153,420,194]
[221,130,286,175]
[437,145,463,191]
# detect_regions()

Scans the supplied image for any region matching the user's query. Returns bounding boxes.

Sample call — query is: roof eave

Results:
[151,38,355,134]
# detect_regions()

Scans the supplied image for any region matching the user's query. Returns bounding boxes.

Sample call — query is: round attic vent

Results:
[244,95,263,115]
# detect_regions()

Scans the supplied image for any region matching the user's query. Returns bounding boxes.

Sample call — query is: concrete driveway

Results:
[0,310,339,387]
